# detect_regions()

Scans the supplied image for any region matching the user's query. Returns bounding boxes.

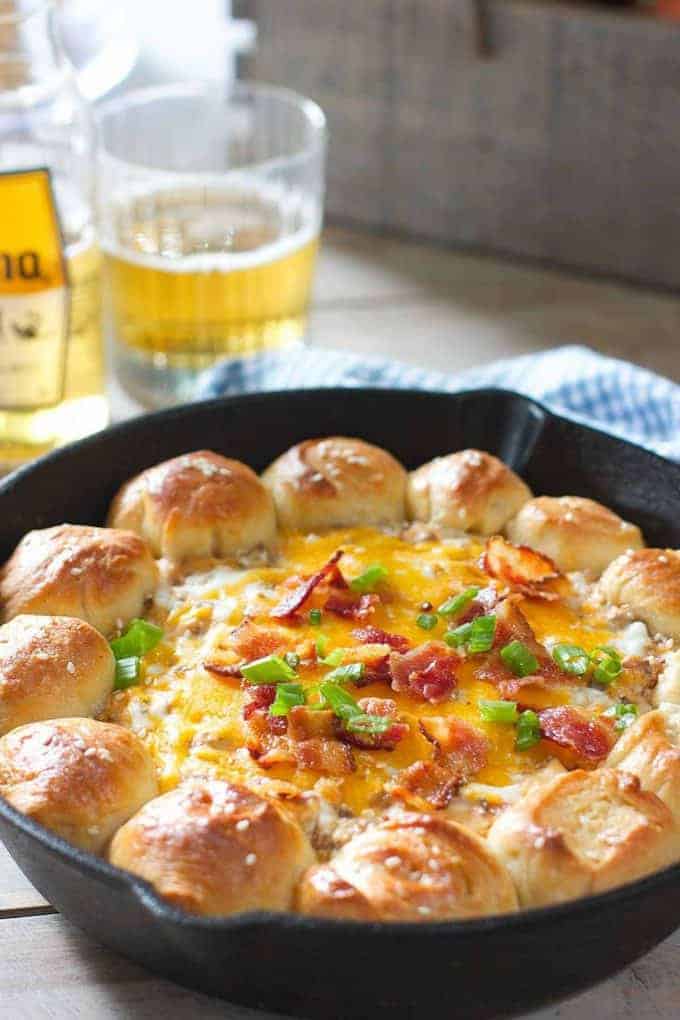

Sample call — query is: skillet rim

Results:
[0,384,679,936]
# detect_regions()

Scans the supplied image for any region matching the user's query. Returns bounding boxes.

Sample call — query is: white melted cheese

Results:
[612,620,649,658]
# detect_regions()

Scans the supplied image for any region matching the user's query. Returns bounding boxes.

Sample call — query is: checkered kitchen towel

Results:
[197,345,680,461]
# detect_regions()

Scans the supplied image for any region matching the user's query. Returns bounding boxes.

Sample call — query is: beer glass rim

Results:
[95,80,327,179]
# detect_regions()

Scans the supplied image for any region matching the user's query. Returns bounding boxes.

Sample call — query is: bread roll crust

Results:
[598,549,680,639]
[0,615,115,736]
[506,496,643,575]
[0,718,158,853]
[108,451,277,561]
[607,705,680,822]
[109,779,315,916]
[262,437,407,531]
[0,525,157,636]
[487,767,680,907]
[296,812,518,921]
[406,450,531,535]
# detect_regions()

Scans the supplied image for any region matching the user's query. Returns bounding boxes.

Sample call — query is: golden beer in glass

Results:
[97,84,326,406]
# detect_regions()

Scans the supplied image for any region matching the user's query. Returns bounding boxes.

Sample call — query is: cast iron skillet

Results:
[0,388,679,1020]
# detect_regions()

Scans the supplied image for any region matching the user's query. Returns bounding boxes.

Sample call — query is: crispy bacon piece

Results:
[389,641,459,703]
[270,550,345,619]
[476,598,562,693]
[230,618,291,661]
[419,716,488,778]
[344,643,392,684]
[340,697,409,750]
[483,535,560,599]
[351,626,411,653]
[324,590,379,621]
[203,660,242,681]
[293,738,355,775]
[288,706,336,742]
[391,760,460,810]
[538,706,614,766]
[242,684,288,735]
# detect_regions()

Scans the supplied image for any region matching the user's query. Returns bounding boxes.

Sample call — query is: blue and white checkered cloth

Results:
[197,345,680,461]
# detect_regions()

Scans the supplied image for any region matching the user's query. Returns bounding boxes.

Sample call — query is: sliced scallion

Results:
[515,709,541,751]
[444,622,472,648]
[590,646,622,687]
[241,654,298,684]
[416,612,438,631]
[270,683,306,716]
[552,643,590,676]
[438,587,479,617]
[325,662,366,685]
[467,614,497,654]
[110,618,163,660]
[500,640,538,678]
[350,564,388,593]
[114,656,140,690]
[478,698,518,724]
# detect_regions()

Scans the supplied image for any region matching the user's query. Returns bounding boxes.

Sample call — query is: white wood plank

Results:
[0,842,48,914]
[0,913,677,1019]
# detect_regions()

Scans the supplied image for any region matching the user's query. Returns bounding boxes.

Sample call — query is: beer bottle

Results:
[0,0,107,473]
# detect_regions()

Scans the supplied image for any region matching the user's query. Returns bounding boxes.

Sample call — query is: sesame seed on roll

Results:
[108,779,315,917]
[506,496,643,576]
[296,812,518,921]
[406,450,531,536]
[262,437,407,532]
[598,548,680,640]
[0,718,158,853]
[0,525,157,636]
[0,615,115,736]
[108,451,277,562]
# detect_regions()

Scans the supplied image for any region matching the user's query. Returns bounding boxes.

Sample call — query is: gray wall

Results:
[239,0,680,290]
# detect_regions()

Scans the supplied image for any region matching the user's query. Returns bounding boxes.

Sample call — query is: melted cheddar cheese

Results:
[102,528,646,819]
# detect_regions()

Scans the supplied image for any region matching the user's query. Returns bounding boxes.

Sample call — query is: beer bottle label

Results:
[0,168,69,409]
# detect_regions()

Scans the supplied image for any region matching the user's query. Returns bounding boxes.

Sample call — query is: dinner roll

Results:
[109,779,315,916]
[296,812,518,921]
[487,767,680,908]
[0,615,114,736]
[607,705,680,822]
[505,496,643,575]
[406,450,531,535]
[598,549,680,640]
[108,451,276,562]
[0,525,157,636]
[656,651,680,705]
[262,437,407,532]
[0,718,157,853]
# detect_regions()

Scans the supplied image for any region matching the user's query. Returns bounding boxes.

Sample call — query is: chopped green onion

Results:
[500,640,538,678]
[346,713,392,735]
[590,646,622,687]
[114,656,140,690]
[416,612,438,631]
[284,651,300,670]
[350,564,388,593]
[468,614,497,654]
[603,702,638,731]
[241,654,298,684]
[444,623,472,648]
[308,608,322,626]
[315,634,329,658]
[270,683,306,716]
[438,587,480,617]
[478,698,518,724]
[552,643,590,676]
[515,709,542,751]
[110,618,163,660]
[319,647,345,667]
[318,681,362,721]
[325,662,366,685]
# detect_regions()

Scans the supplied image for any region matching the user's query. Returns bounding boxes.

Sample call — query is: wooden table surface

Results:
[4,226,680,1017]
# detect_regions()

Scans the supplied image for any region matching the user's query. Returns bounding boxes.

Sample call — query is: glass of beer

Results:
[96,82,326,407]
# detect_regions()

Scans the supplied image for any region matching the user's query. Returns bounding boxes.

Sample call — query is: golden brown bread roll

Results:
[505,496,643,575]
[607,705,680,822]
[0,615,115,736]
[109,779,315,916]
[108,451,277,561]
[487,767,680,908]
[598,549,680,640]
[296,812,518,921]
[0,524,157,636]
[406,450,531,535]
[262,437,407,532]
[656,651,680,705]
[0,718,158,853]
